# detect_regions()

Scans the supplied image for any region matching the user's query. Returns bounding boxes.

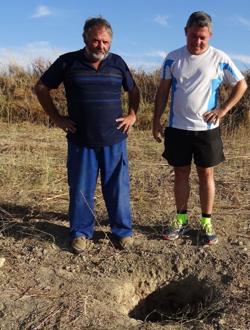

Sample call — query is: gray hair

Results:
[83,16,113,42]
[185,11,213,32]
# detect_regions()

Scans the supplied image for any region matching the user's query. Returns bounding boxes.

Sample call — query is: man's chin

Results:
[190,48,203,55]
[92,53,106,61]
[85,48,107,61]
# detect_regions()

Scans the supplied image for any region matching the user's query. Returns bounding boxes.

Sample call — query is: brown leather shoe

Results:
[119,236,134,250]
[72,236,88,254]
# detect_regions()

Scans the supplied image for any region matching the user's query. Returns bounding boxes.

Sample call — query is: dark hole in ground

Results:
[129,275,222,324]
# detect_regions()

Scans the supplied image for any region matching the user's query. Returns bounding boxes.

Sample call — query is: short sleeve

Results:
[218,52,244,86]
[160,57,174,80]
[40,56,66,89]
[119,58,136,91]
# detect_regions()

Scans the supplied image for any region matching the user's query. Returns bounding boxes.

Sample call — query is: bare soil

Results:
[0,123,249,329]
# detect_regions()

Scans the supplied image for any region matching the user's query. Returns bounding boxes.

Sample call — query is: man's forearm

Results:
[222,79,248,114]
[34,81,61,122]
[34,80,77,133]
[128,86,140,115]
[153,92,167,123]
[153,79,171,124]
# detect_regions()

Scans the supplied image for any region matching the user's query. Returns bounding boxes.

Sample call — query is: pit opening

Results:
[129,275,221,324]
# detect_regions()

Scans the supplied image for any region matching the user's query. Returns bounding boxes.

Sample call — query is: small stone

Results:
[219,318,226,325]
[238,241,244,246]
[174,263,184,274]
[0,257,6,268]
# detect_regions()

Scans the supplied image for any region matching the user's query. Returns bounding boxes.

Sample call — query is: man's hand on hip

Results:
[54,115,77,133]
[116,113,136,133]
[203,108,227,124]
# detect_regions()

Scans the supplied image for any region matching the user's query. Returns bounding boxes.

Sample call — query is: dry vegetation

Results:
[0,63,249,329]
[0,61,249,130]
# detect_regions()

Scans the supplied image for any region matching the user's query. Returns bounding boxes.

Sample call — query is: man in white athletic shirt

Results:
[153,11,247,244]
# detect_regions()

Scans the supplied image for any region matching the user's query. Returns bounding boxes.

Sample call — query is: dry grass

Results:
[0,121,249,228]
[0,122,67,210]
[0,61,249,330]
[0,62,249,131]
[0,121,249,329]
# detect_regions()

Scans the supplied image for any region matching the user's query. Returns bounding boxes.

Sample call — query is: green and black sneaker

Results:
[163,214,189,241]
[200,217,218,245]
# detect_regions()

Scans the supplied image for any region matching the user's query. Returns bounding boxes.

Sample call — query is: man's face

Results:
[185,25,212,55]
[85,26,111,61]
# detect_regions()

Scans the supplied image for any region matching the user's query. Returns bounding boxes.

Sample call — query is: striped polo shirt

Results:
[41,49,136,146]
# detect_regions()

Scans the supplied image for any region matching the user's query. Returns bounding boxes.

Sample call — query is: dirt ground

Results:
[0,124,249,329]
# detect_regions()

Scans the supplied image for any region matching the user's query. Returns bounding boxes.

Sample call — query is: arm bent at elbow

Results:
[34,80,76,133]
[203,79,248,124]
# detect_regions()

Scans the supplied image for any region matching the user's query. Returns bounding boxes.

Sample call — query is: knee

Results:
[197,167,214,183]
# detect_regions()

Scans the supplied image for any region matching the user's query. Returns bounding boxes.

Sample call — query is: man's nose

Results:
[97,41,105,49]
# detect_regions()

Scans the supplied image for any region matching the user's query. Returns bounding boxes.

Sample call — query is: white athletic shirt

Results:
[161,46,244,130]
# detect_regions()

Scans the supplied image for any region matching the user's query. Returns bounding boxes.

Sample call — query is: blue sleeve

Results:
[40,56,66,89]
[161,58,174,80]
[119,58,136,91]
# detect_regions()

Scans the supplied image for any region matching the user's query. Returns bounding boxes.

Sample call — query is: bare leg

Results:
[196,166,215,214]
[174,166,191,212]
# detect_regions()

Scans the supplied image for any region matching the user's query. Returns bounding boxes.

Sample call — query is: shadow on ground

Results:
[0,202,132,251]
[1,203,206,251]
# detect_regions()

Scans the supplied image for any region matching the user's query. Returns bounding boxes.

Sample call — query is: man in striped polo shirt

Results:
[153,11,247,245]
[35,17,140,253]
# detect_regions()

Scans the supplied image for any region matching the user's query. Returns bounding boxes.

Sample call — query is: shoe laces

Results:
[202,222,214,235]
[169,218,183,230]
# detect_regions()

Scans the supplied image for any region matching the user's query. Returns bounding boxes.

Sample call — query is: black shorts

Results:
[162,127,225,167]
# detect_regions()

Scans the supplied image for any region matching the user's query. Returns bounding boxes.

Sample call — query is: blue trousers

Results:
[67,140,132,239]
